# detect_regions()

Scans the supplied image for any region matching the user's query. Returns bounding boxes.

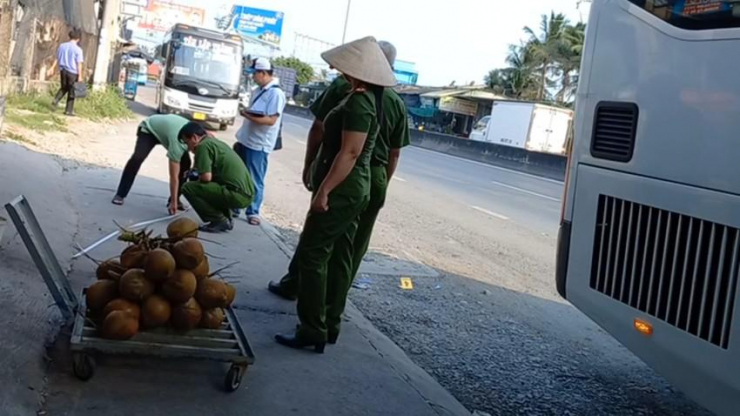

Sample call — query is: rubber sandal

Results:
[111,196,124,206]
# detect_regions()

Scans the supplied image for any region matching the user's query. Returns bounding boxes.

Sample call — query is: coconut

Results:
[224,283,236,307]
[171,298,202,330]
[86,280,119,311]
[172,238,205,270]
[101,310,139,340]
[161,270,198,303]
[144,248,176,283]
[192,256,210,281]
[167,217,199,239]
[96,259,126,281]
[200,308,225,329]
[141,295,172,328]
[195,279,228,309]
[120,244,148,269]
[103,298,141,321]
[119,269,155,302]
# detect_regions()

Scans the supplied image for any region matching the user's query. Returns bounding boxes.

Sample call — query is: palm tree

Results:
[554,22,586,103]
[523,12,570,101]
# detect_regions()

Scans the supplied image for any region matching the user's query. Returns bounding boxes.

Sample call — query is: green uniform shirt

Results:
[139,114,189,162]
[310,77,351,122]
[194,137,254,197]
[373,89,411,166]
[312,90,378,197]
[310,77,410,166]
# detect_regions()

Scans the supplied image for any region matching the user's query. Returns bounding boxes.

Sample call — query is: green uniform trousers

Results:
[282,166,388,339]
[295,190,369,343]
[182,181,252,223]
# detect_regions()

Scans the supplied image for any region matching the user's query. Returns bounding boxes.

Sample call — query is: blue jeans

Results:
[244,148,269,217]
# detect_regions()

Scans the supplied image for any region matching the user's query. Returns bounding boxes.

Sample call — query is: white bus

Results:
[557,1,740,415]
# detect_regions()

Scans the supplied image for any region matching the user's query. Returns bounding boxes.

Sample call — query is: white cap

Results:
[251,57,272,72]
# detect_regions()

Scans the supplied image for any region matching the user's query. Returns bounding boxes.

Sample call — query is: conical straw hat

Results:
[322,36,397,87]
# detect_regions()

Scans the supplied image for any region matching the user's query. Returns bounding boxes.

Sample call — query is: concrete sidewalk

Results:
[0,141,470,416]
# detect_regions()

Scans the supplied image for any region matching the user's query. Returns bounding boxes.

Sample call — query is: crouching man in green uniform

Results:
[268,42,411,343]
[274,37,398,353]
[178,123,255,233]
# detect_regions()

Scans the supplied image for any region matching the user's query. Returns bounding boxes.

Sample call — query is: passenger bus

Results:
[156,24,244,130]
[557,1,740,415]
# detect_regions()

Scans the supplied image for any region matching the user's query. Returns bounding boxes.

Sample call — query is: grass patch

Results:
[3,131,38,146]
[5,110,68,133]
[7,85,133,122]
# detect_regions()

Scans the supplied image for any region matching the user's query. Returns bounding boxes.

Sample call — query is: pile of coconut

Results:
[85,217,236,340]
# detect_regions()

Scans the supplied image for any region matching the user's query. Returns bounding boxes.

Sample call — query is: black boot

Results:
[64,100,75,116]
[268,281,297,301]
[275,333,325,354]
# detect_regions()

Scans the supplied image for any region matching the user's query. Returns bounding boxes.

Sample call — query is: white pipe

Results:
[72,212,185,259]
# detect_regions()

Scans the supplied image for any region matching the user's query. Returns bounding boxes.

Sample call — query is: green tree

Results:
[523,12,570,101]
[553,22,586,103]
[483,11,586,105]
[271,56,314,85]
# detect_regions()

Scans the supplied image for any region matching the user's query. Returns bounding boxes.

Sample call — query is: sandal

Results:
[111,195,124,206]
[247,216,261,226]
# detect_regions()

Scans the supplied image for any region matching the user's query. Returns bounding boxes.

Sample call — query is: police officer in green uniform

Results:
[178,123,255,233]
[274,37,397,353]
[268,43,411,342]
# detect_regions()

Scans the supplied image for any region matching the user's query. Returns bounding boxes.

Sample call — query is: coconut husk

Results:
[144,248,176,283]
[167,217,199,239]
[119,269,155,302]
[86,280,119,311]
[192,256,209,281]
[224,283,236,307]
[195,279,228,309]
[161,270,198,304]
[101,310,139,340]
[121,244,148,269]
[199,308,225,329]
[171,298,202,331]
[103,298,141,321]
[141,295,172,328]
[96,259,127,281]
[172,238,205,270]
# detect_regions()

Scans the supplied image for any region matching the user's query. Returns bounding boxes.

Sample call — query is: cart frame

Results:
[5,195,256,392]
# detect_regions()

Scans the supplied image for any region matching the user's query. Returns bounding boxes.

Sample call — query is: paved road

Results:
[281,114,563,236]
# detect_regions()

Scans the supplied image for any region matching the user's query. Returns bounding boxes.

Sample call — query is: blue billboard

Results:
[232,6,284,47]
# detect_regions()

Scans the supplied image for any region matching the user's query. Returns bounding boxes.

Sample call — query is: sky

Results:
[150,0,591,86]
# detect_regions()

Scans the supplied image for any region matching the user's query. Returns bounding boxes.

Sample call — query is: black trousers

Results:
[115,130,192,199]
[53,69,77,113]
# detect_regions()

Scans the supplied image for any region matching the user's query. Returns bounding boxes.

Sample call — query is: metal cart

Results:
[5,196,255,392]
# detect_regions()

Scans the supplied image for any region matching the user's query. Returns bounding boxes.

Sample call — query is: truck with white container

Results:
[470,101,573,156]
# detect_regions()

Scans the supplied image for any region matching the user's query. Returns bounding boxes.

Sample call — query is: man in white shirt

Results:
[234,58,287,225]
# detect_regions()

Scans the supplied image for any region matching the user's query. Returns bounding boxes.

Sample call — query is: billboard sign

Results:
[138,0,206,33]
[232,6,284,47]
[674,0,731,16]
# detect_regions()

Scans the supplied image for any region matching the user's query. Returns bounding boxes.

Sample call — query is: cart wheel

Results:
[224,364,245,392]
[72,354,95,381]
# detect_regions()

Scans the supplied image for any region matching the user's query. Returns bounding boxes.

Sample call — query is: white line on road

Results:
[411,146,564,185]
[471,205,509,221]
[295,140,307,145]
[490,179,560,202]
[392,176,407,182]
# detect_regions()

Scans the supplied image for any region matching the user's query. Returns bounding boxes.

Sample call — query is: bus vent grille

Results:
[590,102,638,162]
[590,195,739,349]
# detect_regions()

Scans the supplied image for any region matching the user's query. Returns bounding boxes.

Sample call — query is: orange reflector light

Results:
[634,319,653,336]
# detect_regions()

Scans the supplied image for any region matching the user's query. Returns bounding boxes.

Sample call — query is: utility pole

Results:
[341,0,351,44]
[93,0,121,90]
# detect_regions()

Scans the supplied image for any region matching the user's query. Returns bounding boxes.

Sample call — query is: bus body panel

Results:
[561,1,740,414]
